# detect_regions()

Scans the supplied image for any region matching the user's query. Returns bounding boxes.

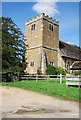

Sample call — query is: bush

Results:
[56,66,67,75]
[46,65,57,75]
[73,70,81,75]
[2,69,19,82]
[46,65,66,75]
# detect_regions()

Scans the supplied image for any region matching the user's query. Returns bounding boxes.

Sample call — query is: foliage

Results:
[46,65,57,75]
[73,70,81,76]
[0,17,2,71]
[0,17,2,42]
[56,66,67,75]
[46,65,67,75]
[74,45,81,49]
[1,80,80,101]
[2,17,27,74]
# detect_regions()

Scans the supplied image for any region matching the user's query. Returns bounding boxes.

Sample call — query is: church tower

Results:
[25,13,59,74]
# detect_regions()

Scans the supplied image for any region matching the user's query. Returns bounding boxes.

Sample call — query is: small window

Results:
[30,61,34,67]
[49,24,51,30]
[31,24,35,30]
[49,24,53,31]
[51,25,53,31]
[50,61,54,66]
[33,24,35,29]
[31,25,33,30]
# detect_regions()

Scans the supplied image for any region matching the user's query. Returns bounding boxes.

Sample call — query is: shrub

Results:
[46,65,57,75]
[2,69,19,82]
[56,66,67,75]
[46,65,66,75]
[73,70,81,76]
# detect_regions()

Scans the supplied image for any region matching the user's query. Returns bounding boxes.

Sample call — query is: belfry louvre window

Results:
[30,61,34,67]
[49,24,53,31]
[31,24,35,30]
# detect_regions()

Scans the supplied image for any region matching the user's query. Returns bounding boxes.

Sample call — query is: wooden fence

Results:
[66,74,81,87]
[19,74,81,87]
[19,74,65,83]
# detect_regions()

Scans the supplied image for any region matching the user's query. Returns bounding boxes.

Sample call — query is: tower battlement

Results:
[25,13,59,26]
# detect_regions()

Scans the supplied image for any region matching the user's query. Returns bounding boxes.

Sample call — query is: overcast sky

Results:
[2,2,79,46]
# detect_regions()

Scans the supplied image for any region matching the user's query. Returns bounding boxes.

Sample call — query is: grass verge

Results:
[1,80,81,101]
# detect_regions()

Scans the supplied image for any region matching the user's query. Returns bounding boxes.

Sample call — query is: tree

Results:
[0,17,2,71]
[2,17,27,74]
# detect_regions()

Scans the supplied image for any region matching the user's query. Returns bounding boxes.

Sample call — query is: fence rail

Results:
[19,74,66,83]
[19,74,81,87]
[66,74,81,87]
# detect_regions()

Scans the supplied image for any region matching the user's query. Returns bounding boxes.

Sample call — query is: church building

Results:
[25,13,81,74]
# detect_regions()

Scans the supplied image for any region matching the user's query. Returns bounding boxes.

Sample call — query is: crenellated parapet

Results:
[25,13,59,26]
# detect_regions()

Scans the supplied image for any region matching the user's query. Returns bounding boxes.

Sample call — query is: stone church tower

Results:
[25,13,59,74]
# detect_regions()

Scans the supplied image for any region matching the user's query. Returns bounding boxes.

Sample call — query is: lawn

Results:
[1,80,81,101]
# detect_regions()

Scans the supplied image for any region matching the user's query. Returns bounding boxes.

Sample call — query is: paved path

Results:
[0,86,79,118]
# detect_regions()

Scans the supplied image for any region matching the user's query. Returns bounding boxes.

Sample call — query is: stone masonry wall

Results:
[25,13,59,74]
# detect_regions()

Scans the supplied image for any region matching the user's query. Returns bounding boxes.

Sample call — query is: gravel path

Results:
[0,86,79,118]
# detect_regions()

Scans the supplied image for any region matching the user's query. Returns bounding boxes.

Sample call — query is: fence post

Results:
[60,74,62,83]
[47,75,49,82]
[36,74,38,82]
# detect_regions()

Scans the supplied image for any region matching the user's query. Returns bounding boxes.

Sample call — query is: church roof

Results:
[59,41,81,60]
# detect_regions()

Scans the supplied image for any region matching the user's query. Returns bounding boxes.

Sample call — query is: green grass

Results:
[1,80,81,101]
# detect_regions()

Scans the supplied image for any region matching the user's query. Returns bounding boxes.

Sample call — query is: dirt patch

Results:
[14,105,71,115]
[1,86,79,118]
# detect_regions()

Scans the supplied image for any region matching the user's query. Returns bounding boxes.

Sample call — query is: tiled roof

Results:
[59,41,81,60]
